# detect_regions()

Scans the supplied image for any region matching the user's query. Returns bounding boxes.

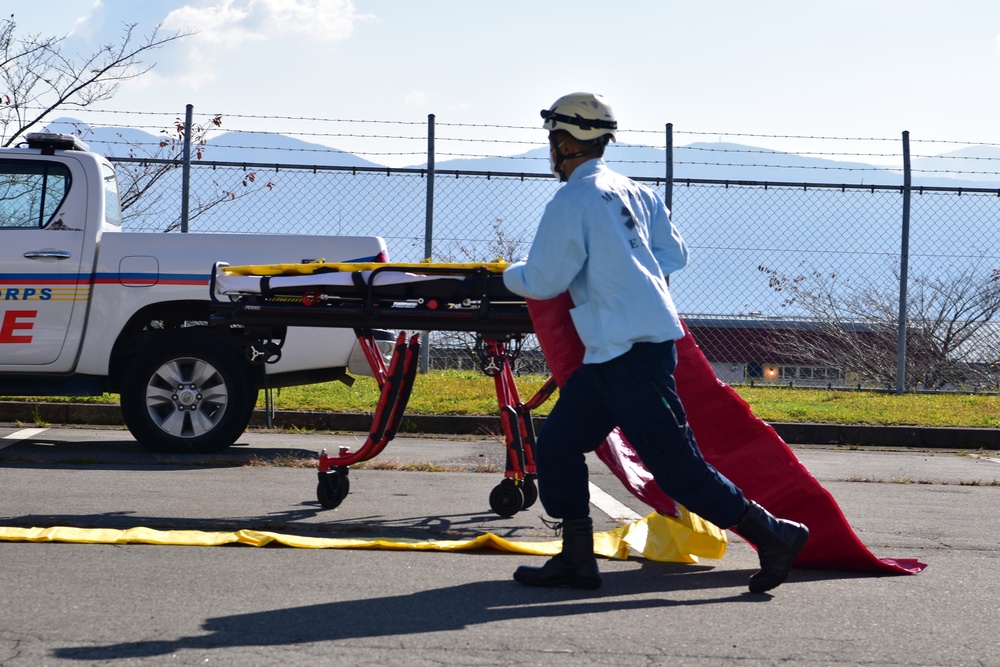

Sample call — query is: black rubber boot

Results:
[513,517,601,590]
[735,500,810,594]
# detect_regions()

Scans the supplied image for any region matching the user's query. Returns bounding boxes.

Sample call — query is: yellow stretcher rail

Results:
[220,259,513,277]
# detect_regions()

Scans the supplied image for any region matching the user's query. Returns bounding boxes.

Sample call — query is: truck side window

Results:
[0,161,72,229]
[102,163,122,227]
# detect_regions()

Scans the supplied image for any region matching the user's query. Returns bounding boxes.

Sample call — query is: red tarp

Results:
[528,293,926,574]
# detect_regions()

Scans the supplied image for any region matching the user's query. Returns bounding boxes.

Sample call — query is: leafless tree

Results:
[430,218,541,374]
[758,260,1000,390]
[100,116,275,232]
[1,14,191,146]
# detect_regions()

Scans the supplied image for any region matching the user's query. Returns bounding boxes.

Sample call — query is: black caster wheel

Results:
[317,468,350,509]
[489,478,525,517]
[520,476,538,509]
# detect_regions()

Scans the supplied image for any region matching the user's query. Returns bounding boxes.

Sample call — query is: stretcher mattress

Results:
[216,267,497,302]
[210,260,533,335]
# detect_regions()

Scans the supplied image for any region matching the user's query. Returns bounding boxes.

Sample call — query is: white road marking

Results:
[1,427,49,450]
[588,481,641,522]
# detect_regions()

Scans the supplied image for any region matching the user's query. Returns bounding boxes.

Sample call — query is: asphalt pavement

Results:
[1,424,999,666]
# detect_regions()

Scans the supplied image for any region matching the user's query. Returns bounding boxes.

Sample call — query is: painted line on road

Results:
[588,481,642,522]
[1,428,49,450]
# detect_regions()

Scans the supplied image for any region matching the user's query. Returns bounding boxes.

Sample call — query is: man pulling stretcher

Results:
[501,92,809,595]
[210,94,924,591]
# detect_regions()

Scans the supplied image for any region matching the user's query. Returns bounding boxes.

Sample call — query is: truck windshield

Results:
[0,161,72,228]
[102,163,122,227]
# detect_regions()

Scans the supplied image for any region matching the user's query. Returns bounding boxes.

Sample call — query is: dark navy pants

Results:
[536,339,747,529]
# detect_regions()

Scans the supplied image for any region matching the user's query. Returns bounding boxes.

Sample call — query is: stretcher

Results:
[210,260,550,516]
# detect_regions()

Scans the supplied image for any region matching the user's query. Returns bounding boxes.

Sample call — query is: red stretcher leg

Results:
[354,327,391,388]
[519,376,556,476]
[484,338,549,517]
[378,334,421,444]
[316,332,421,510]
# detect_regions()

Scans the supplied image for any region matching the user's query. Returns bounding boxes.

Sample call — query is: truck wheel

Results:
[121,332,257,454]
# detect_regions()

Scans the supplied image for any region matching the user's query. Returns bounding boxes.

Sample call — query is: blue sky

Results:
[9,1,1000,166]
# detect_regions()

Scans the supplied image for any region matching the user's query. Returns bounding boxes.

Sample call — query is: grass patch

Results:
[738,386,1000,428]
[260,370,555,417]
[246,452,316,468]
[5,373,1000,428]
[354,459,463,473]
[264,376,1000,428]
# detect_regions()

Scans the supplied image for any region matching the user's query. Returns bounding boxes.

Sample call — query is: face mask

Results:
[549,144,567,182]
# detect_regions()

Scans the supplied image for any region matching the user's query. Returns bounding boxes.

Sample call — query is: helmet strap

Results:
[551,138,603,182]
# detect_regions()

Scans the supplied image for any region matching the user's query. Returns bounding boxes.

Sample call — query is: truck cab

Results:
[0,133,112,371]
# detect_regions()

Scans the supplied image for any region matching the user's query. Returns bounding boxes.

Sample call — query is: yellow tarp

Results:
[0,510,726,563]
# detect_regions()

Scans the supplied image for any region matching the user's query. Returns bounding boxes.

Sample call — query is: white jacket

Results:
[503,158,688,364]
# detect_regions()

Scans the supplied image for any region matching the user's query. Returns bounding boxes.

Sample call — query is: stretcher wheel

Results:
[317,469,350,509]
[521,477,538,510]
[489,479,524,517]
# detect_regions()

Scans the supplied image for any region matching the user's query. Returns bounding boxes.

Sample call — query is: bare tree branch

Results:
[758,261,1000,390]
[1,15,192,146]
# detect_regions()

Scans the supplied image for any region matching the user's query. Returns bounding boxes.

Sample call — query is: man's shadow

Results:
[53,563,770,661]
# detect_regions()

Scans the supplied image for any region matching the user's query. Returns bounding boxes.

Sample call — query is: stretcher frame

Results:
[210,260,554,516]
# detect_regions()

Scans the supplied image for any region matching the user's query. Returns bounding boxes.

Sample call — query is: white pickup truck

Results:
[0,132,390,454]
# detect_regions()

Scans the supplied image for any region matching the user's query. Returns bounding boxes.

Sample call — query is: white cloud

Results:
[67,0,106,39]
[154,0,368,90]
[163,0,364,46]
[405,91,428,107]
[163,1,261,49]
[255,0,361,41]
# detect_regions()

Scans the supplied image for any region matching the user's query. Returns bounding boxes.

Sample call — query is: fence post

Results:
[895,130,911,393]
[665,123,674,211]
[180,104,193,233]
[420,113,435,373]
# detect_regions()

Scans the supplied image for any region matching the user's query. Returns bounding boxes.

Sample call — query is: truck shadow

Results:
[0,436,322,470]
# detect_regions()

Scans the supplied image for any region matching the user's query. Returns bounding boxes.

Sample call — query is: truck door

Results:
[0,159,86,365]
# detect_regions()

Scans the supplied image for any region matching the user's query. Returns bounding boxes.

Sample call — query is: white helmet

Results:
[540,92,617,143]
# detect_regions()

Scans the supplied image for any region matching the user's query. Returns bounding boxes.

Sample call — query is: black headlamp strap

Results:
[540,108,617,132]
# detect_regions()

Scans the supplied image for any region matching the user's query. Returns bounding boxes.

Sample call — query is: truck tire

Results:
[121,331,258,454]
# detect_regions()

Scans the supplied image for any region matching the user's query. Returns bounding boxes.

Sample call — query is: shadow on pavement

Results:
[0,436,318,470]
[51,566,781,661]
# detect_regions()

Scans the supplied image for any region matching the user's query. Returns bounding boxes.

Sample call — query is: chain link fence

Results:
[109,156,1000,392]
[670,180,1000,391]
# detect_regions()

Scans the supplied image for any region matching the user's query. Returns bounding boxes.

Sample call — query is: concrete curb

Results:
[3,401,999,450]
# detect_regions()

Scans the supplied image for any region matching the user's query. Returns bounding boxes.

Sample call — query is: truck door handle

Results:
[24,250,72,260]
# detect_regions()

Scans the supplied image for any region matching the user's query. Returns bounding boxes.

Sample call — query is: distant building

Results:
[684,317,874,387]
